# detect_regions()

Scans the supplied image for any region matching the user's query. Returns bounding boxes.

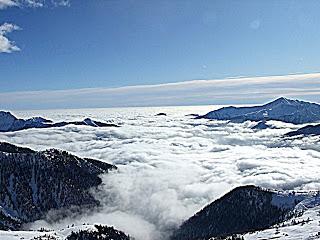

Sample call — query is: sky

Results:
[1,0,320,109]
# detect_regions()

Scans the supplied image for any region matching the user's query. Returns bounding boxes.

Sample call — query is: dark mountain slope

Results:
[67,225,131,240]
[0,142,116,230]
[171,185,305,240]
[285,124,320,137]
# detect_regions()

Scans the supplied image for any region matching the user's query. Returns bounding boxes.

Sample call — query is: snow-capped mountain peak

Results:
[199,98,320,124]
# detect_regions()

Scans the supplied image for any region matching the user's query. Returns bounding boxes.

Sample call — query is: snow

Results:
[244,205,320,240]
[0,112,17,132]
[271,192,307,210]
[0,225,95,240]
[201,97,320,124]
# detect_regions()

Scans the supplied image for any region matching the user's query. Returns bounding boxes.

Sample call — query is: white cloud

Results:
[1,107,320,239]
[0,0,70,9]
[1,72,320,109]
[51,0,69,7]
[0,0,17,9]
[250,19,261,30]
[0,23,21,53]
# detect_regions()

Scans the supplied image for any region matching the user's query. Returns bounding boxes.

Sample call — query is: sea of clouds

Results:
[1,105,320,240]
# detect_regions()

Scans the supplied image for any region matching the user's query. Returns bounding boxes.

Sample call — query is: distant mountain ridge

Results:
[0,142,116,230]
[285,124,320,137]
[0,111,119,132]
[198,97,320,124]
[171,185,307,240]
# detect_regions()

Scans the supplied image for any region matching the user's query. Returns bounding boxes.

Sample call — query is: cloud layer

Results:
[1,106,320,239]
[1,72,320,109]
[0,23,21,53]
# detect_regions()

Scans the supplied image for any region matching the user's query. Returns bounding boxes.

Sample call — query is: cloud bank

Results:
[1,107,320,239]
[1,72,320,109]
[0,23,21,53]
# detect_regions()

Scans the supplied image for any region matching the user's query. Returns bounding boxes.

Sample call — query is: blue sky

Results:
[1,0,320,109]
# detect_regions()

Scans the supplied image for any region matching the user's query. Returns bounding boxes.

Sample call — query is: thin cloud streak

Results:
[1,73,320,110]
[0,0,70,9]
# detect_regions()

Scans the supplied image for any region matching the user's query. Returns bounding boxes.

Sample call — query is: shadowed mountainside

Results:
[0,142,116,230]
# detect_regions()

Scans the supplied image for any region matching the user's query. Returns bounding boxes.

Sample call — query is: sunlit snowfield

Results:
[1,105,320,240]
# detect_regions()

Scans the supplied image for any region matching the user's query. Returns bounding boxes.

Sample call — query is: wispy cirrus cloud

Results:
[0,23,21,53]
[1,72,320,110]
[0,0,70,9]
[0,0,17,9]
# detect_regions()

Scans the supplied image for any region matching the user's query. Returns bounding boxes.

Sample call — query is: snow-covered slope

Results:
[243,194,320,240]
[0,142,117,230]
[0,111,118,132]
[170,185,308,240]
[0,112,53,132]
[199,97,320,124]
[0,224,131,240]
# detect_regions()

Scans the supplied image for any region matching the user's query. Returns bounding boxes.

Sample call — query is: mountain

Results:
[285,124,320,137]
[0,224,133,240]
[67,225,131,240]
[170,185,306,240]
[198,97,320,124]
[155,112,167,116]
[241,193,320,240]
[251,120,273,130]
[0,111,119,132]
[0,142,116,230]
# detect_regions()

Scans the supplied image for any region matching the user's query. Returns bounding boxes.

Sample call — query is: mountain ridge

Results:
[0,142,117,230]
[198,97,320,124]
[285,124,320,137]
[170,185,308,240]
[0,111,119,132]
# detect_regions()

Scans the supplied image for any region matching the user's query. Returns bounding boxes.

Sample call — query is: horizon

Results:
[1,72,320,110]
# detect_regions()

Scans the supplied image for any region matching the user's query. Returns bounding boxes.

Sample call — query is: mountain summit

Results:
[198,97,320,124]
[0,111,119,132]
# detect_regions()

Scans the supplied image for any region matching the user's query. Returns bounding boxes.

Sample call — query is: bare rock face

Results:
[0,142,116,230]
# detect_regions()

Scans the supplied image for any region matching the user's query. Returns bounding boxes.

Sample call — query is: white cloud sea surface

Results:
[1,105,319,240]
